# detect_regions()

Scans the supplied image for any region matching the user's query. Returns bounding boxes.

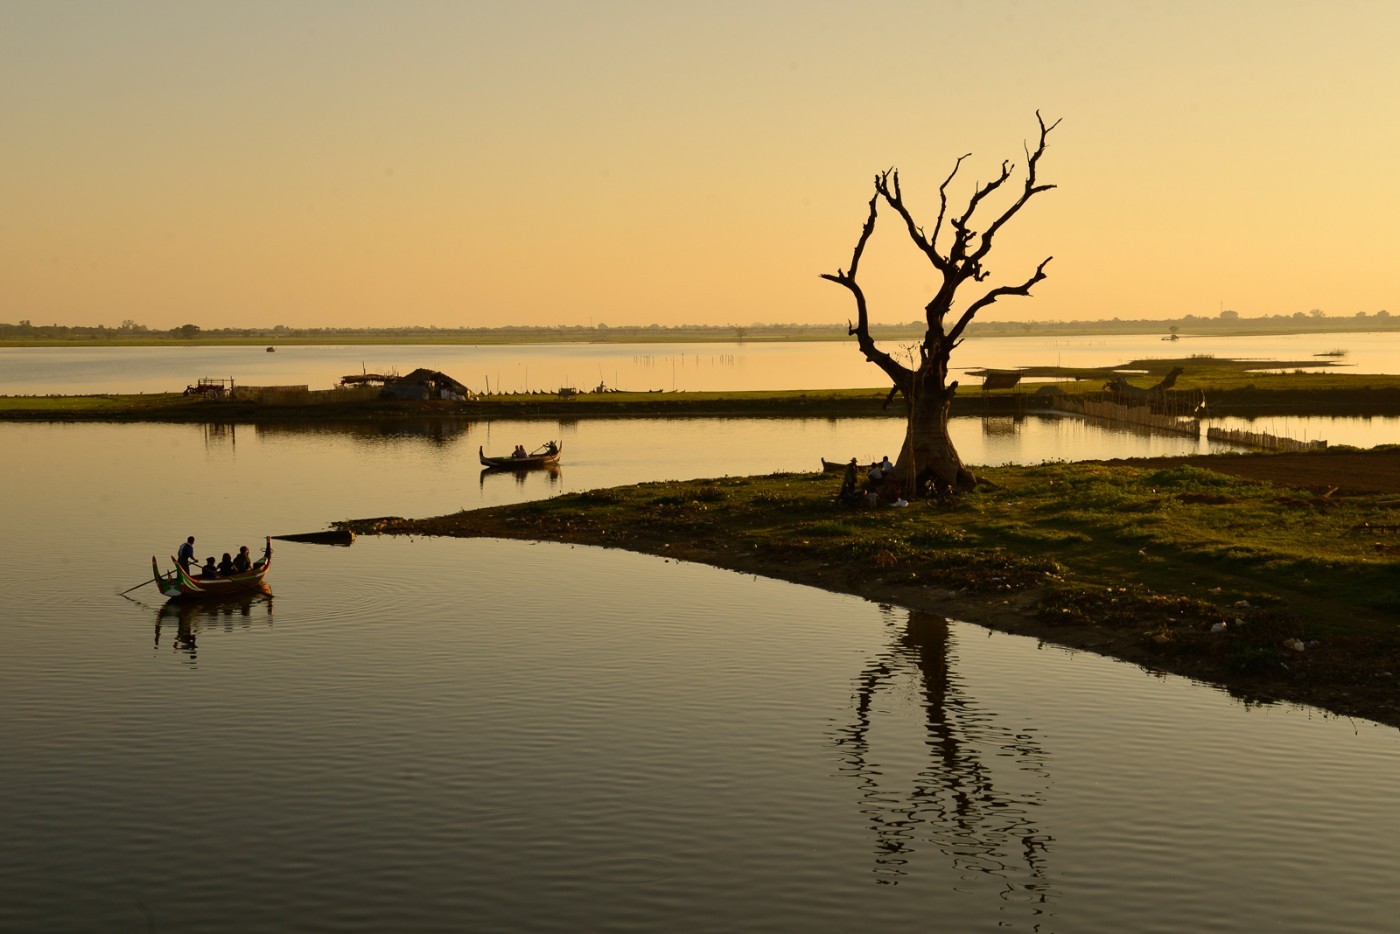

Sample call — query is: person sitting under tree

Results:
[837,457,860,504]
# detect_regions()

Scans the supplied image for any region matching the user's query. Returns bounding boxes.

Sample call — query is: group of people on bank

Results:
[176,536,258,579]
[838,455,909,508]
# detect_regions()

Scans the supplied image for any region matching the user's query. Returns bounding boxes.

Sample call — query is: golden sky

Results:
[3,1,1397,330]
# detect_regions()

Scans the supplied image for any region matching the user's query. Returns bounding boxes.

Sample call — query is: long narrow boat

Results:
[152,537,273,599]
[479,442,563,470]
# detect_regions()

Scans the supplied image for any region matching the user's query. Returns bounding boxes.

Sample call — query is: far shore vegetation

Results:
[5,358,1400,420]
[2,310,1398,348]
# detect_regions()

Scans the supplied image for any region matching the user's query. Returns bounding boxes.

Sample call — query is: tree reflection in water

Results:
[832,607,1054,909]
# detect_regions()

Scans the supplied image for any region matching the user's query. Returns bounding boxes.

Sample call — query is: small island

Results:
[336,447,1400,730]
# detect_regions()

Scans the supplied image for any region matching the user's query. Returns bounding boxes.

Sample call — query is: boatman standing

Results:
[177,536,196,572]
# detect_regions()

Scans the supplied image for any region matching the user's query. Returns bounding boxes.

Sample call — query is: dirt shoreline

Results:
[338,450,1400,731]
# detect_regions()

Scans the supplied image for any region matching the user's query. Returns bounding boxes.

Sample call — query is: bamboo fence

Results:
[1054,397,1201,436]
[1205,427,1327,452]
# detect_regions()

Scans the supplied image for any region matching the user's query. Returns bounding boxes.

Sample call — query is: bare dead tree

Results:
[822,113,1060,494]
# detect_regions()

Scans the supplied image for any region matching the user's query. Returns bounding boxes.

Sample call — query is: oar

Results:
[120,577,154,595]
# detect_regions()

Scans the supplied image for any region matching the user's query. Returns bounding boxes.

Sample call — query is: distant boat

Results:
[479,442,562,470]
[266,346,276,352]
[152,538,272,600]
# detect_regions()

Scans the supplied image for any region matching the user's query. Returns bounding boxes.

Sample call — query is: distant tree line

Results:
[0,320,894,342]
[1,309,1394,343]
[966,308,1392,337]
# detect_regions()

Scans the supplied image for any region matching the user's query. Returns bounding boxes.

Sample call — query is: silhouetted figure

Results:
[838,457,859,504]
[177,536,196,571]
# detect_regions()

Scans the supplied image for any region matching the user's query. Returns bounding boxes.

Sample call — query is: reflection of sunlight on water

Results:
[629,351,740,392]
[1202,414,1399,449]
[9,412,1397,568]
[964,414,1237,465]
[7,332,1400,395]
[7,463,1400,932]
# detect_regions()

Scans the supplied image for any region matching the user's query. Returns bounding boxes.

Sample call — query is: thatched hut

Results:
[378,368,473,401]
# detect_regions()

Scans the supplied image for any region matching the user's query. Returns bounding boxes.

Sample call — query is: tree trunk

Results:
[891,369,976,494]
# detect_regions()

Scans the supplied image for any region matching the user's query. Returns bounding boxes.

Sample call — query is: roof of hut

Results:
[980,370,1025,391]
[394,368,471,396]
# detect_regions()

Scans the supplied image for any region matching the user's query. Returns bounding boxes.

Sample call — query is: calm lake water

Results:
[4,330,1400,396]
[3,417,1400,932]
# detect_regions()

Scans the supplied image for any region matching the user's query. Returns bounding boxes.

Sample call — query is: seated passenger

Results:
[232,546,252,573]
[838,457,859,502]
[198,557,218,579]
[217,552,235,576]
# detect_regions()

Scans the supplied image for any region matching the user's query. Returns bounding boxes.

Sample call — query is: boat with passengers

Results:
[479,441,562,470]
[152,538,272,599]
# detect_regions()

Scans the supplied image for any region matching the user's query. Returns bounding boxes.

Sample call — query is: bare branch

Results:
[956,159,1014,242]
[827,114,1058,406]
[821,186,912,388]
[932,154,970,250]
[875,170,949,273]
[969,112,1060,265]
[946,256,1053,344]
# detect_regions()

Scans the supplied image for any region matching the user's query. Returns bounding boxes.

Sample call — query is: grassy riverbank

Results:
[0,389,897,421]
[338,450,1400,729]
[6,364,1400,422]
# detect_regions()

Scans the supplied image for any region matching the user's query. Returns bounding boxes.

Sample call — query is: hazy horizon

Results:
[7,308,1396,336]
[4,2,1397,332]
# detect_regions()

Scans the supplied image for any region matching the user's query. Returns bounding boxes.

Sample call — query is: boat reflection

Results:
[831,608,1054,910]
[154,593,274,661]
[479,465,562,489]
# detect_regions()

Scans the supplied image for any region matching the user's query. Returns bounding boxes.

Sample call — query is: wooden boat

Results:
[479,442,562,470]
[152,537,272,600]
[822,457,860,473]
